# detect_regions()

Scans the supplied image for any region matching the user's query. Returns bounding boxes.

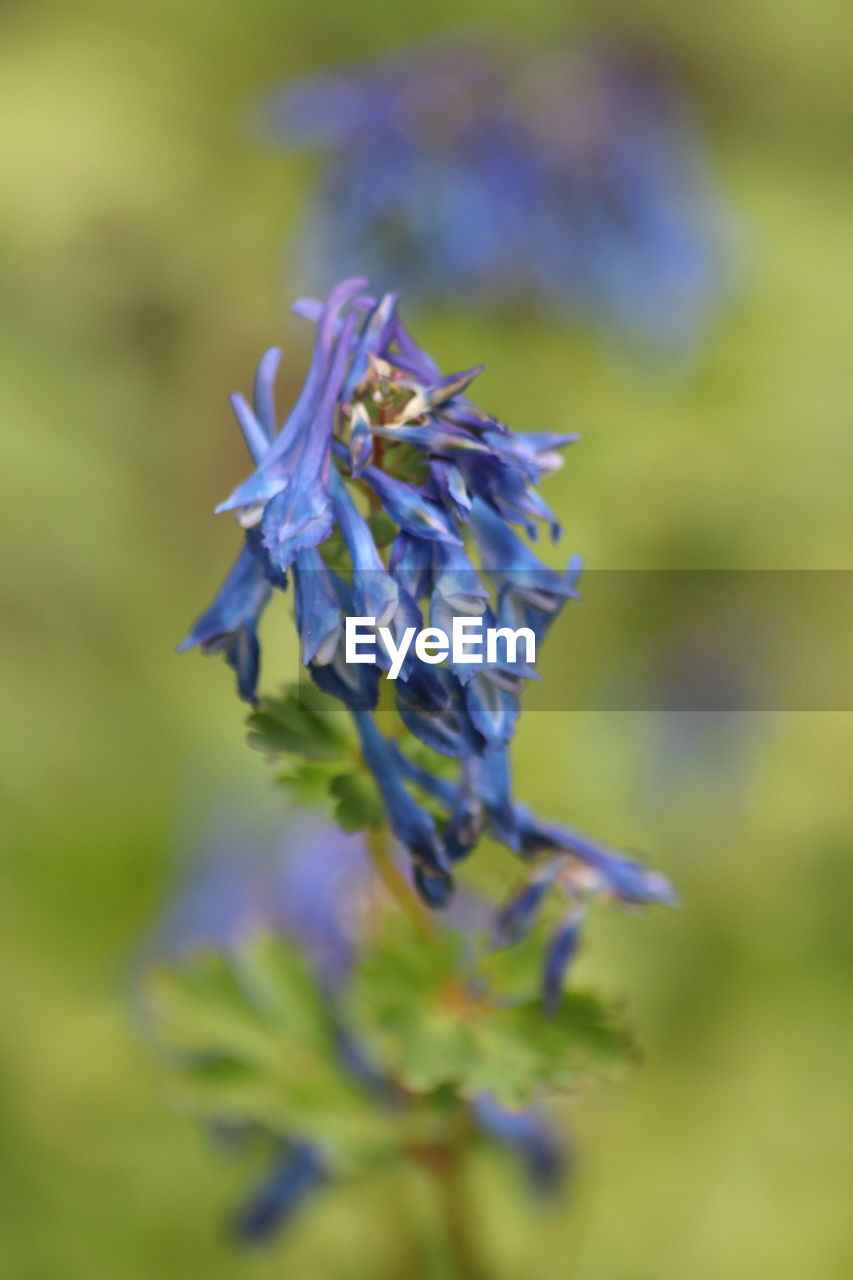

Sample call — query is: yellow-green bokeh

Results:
[1,1,851,1277]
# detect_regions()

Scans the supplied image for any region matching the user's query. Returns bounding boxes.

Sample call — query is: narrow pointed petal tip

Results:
[229,392,271,466]
[413,864,454,909]
[542,909,585,1014]
[253,347,283,438]
[471,1094,568,1196]
[292,546,342,667]
[351,710,452,892]
[179,544,272,703]
[492,873,554,948]
[232,1142,326,1244]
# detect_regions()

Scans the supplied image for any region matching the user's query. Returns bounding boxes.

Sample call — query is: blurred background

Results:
[1,1,851,1277]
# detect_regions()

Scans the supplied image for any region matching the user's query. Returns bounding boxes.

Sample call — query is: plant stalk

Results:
[411,1135,492,1280]
[365,825,434,939]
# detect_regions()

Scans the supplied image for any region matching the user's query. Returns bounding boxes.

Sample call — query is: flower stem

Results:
[438,1152,490,1280]
[365,824,434,939]
[411,1134,491,1280]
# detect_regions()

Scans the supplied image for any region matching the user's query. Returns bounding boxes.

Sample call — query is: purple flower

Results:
[146,810,578,1238]
[148,814,376,987]
[471,1093,569,1195]
[183,277,582,898]
[542,909,585,1014]
[233,1140,327,1243]
[145,817,379,1242]
[261,35,730,344]
[329,469,399,627]
[216,280,367,574]
[178,352,280,702]
[183,276,677,925]
[351,709,453,906]
[389,737,675,999]
[178,546,271,703]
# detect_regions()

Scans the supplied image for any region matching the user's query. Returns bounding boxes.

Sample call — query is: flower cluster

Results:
[182,277,675,1000]
[262,36,728,344]
[146,817,567,1241]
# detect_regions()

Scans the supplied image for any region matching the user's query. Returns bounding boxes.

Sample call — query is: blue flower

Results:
[145,810,578,1238]
[431,540,489,615]
[471,498,581,615]
[305,571,381,712]
[216,279,368,573]
[542,909,585,1014]
[351,709,453,906]
[178,344,284,702]
[395,666,483,761]
[147,813,378,987]
[185,273,573,736]
[357,460,464,545]
[492,864,560,947]
[184,276,674,917]
[261,36,729,344]
[388,736,674,998]
[291,545,342,666]
[389,531,433,599]
[494,810,676,1005]
[471,1093,568,1195]
[178,545,271,703]
[329,469,399,627]
[516,809,679,908]
[233,1140,327,1243]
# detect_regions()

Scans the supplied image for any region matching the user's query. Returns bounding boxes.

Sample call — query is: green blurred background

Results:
[2,1,851,1277]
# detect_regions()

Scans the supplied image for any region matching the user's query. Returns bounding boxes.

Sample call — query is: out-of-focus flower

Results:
[471,1092,569,1194]
[145,815,574,1240]
[262,35,729,344]
[233,1140,328,1243]
[147,813,376,988]
[393,744,676,1005]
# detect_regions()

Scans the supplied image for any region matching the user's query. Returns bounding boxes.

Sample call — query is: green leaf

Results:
[317,529,352,575]
[276,759,340,807]
[347,920,635,1107]
[380,440,429,486]
[144,938,395,1169]
[329,771,384,832]
[463,993,636,1107]
[247,684,351,762]
[366,511,397,547]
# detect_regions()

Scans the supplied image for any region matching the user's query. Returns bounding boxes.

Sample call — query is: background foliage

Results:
[2,1,851,1277]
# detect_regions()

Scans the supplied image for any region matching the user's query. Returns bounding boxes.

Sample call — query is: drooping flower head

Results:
[262,35,730,345]
[170,274,679,1251]
[184,280,572,898]
[181,276,674,960]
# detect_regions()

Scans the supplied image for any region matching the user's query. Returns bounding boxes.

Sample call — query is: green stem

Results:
[365,824,434,939]
[436,1148,491,1280]
[410,1126,492,1280]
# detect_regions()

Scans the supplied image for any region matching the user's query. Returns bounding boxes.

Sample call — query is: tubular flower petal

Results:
[179,546,271,704]
[351,710,453,902]
[542,909,585,1013]
[471,1094,568,1195]
[329,470,399,627]
[492,865,561,948]
[292,546,342,667]
[233,1141,327,1242]
[183,276,673,921]
[360,463,464,545]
